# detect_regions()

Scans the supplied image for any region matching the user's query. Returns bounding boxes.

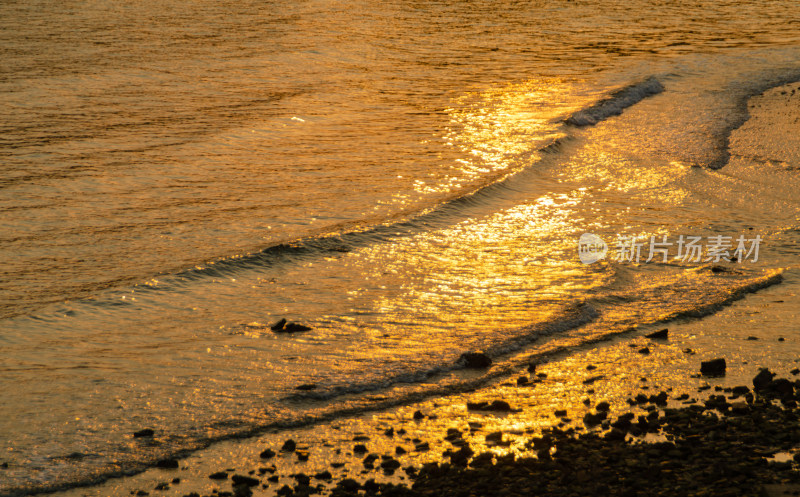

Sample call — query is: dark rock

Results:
[155,458,179,469]
[314,470,332,480]
[353,444,368,453]
[445,428,462,441]
[645,328,669,339]
[448,445,474,466]
[0,462,6,469]
[293,473,310,485]
[395,446,407,455]
[133,429,154,438]
[380,458,401,470]
[414,442,430,451]
[270,318,287,331]
[700,358,726,376]
[413,410,424,420]
[583,375,604,385]
[746,336,759,340]
[554,409,568,417]
[638,347,650,354]
[276,484,293,496]
[753,368,776,390]
[596,401,610,412]
[209,471,228,480]
[295,384,316,391]
[337,479,361,492]
[363,479,380,493]
[516,376,529,386]
[792,368,800,375]
[466,400,518,412]
[283,323,312,332]
[267,475,280,483]
[154,482,169,490]
[231,475,260,487]
[651,391,668,406]
[383,427,394,437]
[457,352,493,369]
[281,439,296,452]
[296,450,309,461]
[353,435,370,441]
[527,362,537,373]
[259,448,276,459]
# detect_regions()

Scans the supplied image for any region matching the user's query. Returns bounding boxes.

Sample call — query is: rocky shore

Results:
[147,365,800,497]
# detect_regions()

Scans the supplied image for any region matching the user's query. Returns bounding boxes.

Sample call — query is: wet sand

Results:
[42,270,800,497]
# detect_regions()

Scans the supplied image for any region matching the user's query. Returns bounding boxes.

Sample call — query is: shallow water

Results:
[2,0,800,494]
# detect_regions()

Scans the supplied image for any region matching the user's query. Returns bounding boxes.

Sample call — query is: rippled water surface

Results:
[3,0,800,494]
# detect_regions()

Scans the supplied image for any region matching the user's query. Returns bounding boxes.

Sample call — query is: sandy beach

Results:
[4,2,800,496]
[39,265,800,497]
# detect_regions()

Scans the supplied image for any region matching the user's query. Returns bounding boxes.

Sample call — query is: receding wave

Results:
[564,77,665,126]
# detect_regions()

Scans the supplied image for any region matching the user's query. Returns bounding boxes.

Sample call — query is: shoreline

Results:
[31,271,800,497]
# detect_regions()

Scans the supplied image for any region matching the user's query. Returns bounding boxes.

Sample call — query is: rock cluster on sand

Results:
[176,366,800,497]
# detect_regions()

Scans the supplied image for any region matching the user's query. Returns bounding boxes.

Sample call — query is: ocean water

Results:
[2,0,800,494]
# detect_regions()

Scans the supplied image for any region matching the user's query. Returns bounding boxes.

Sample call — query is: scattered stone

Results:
[293,473,311,485]
[645,328,669,339]
[296,450,309,461]
[295,384,316,391]
[516,376,529,386]
[154,482,169,490]
[583,375,603,385]
[457,352,493,369]
[259,448,276,459]
[746,336,759,341]
[380,458,402,470]
[155,458,179,469]
[270,318,287,331]
[395,446,407,455]
[337,479,361,492]
[383,427,394,437]
[412,410,425,420]
[209,471,228,480]
[133,429,154,438]
[527,362,537,373]
[231,475,260,487]
[283,322,312,332]
[280,439,296,452]
[314,470,332,480]
[753,368,776,390]
[466,400,519,412]
[638,347,650,354]
[791,368,800,376]
[700,358,726,376]
[353,444,368,453]
[595,401,610,412]
[414,442,430,452]
[554,409,568,417]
